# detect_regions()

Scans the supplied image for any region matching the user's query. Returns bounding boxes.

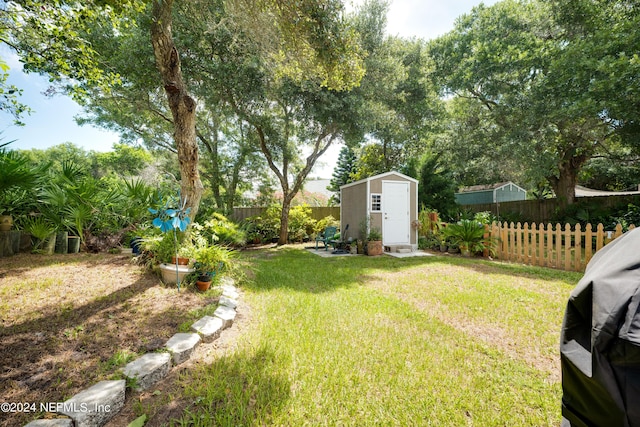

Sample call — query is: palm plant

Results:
[443,219,493,257]
[0,141,48,218]
[24,216,56,252]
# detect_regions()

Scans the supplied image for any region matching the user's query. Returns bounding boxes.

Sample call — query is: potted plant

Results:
[439,237,448,252]
[443,220,485,257]
[193,245,231,291]
[148,185,193,291]
[367,226,383,256]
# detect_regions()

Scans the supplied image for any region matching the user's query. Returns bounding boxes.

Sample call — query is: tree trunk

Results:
[150,0,203,219]
[548,154,585,208]
[278,195,292,245]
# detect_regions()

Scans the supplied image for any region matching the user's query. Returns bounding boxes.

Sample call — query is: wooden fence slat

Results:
[538,223,545,268]
[546,224,553,268]
[575,223,582,272]
[596,224,605,252]
[489,221,635,272]
[585,223,593,265]
[530,223,537,266]
[564,223,571,271]
[553,224,562,268]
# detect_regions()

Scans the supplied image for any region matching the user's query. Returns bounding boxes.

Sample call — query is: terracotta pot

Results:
[171,256,190,265]
[367,240,383,256]
[196,280,211,291]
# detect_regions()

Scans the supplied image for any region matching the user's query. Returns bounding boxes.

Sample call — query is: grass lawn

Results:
[165,246,581,426]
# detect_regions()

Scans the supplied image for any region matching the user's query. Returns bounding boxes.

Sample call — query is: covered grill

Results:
[561,227,640,426]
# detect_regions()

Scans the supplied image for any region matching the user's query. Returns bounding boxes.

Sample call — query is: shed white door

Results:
[382,181,410,245]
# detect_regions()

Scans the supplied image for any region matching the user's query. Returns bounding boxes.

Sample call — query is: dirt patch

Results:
[104,292,253,426]
[0,253,219,427]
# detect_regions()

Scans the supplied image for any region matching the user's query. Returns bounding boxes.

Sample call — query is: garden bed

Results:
[0,253,218,426]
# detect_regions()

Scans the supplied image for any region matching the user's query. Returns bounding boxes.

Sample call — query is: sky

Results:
[0,0,499,177]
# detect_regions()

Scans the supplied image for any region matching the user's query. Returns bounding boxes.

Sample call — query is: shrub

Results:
[288,204,316,242]
[191,213,246,248]
[314,215,339,234]
[443,219,497,256]
[244,205,281,243]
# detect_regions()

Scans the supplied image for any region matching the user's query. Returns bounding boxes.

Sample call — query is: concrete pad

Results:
[122,353,171,391]
[384,250,434,258]
[214,305,236,329]
[165,333,201,365]
[191,315,224,342]
[306,248,358,258]
[58,380,125,427]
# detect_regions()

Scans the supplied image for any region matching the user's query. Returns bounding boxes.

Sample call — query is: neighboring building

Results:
[455,182,527,205]
[575,185,640,197]
[340,171,418,251]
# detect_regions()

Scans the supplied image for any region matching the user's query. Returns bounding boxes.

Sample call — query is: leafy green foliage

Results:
[443,219,494,255]
[191,213,247,248]
[328,146,357,203]
[430,0,640,205]
[192,244,234,277]
[0,142,47,214]
[288,204,316,243]
[245,205,282,243]
[417,154,458,220]
[314,215,339,234]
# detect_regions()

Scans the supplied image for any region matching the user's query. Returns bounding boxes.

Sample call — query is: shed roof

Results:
[340,171,418,190]
[457,181,525,194]
[575,185,640,197]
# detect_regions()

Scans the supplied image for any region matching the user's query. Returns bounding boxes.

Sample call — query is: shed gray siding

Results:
[455,182,527,206]
[340,171,418,248]
[455,191,494,205]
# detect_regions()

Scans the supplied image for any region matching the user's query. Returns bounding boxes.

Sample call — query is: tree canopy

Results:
[429,0,640,205]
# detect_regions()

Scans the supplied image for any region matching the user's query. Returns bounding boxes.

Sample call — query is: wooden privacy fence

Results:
[231,206,340,222]
[490,222,636,272]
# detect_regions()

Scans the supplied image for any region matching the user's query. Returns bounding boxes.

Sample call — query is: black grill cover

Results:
[561,227,640,427]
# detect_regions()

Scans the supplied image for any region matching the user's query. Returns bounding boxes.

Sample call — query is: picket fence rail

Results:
[489,222,636,272]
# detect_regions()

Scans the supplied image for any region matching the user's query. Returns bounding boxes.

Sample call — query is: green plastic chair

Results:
[315,226,338,251]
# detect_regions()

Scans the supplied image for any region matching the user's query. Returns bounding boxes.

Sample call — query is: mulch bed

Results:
[0,252,217,427]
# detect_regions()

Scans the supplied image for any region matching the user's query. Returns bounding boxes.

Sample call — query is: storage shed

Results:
[340,171,418,251]
[455,181,527,205]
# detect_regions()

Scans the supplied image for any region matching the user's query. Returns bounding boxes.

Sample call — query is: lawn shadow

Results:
[161,345,291,426]
[241,246,441,294]
[240,246,580,295]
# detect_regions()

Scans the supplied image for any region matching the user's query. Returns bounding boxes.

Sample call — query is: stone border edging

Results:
[24,278,240,427]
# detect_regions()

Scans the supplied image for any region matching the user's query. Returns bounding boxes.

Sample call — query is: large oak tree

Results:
[430,0,640,206]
